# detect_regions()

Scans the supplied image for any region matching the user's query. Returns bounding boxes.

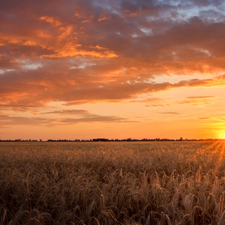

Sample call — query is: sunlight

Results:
[218,132,225,139]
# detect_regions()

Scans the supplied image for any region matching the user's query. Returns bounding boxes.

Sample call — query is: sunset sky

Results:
[1,0,225,140]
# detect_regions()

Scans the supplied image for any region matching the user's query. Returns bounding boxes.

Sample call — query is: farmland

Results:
[0,141,225,224]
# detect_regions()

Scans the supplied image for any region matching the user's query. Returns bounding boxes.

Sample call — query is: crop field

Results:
[0,141,225,225]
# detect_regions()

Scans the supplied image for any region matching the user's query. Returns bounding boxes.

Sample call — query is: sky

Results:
[1,0,225,140]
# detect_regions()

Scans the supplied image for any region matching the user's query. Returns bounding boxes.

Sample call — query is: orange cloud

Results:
[39,16,62,27]
[0,0,225,110]
[82,19,92,23]
[23,40,38,46]
[42,43,118,58]
[98,16,111,22]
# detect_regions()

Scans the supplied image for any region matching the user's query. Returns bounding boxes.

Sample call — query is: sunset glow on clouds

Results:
[1,0,225,139]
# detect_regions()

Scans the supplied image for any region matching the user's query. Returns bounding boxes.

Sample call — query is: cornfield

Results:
[0,141,225,225]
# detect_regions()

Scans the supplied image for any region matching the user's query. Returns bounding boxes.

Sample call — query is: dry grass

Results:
[0,141,225,224]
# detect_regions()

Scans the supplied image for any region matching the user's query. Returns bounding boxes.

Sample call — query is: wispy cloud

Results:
[0,110,134,128]
[41,109,89,115]
[60,116,129,124]
[41,109,133,123]
[0,114,54,127]
[186,96,215,99]
[177,96,217,105]
[158,112,180,115]
[198,117,225,123]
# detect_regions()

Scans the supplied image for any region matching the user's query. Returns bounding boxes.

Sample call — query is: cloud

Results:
[187,95,215,99]
[41,109,89,115]
[39,16,62,27]
[0,108,133,128]
[40,109,133,124]
[177,96,217,105]
[0,55,18,69]
[60,116,128,124]
[0,114,55,127]
[0,0,225,110]
[129,97,163,103]
[198,116,225,123]
[146,104,165,107]
[98,16,112,22]
[0,103,40,112]
[0,68,224,110]
[130,97,170,108]
[158,112,180,115]
[199,117,211,120]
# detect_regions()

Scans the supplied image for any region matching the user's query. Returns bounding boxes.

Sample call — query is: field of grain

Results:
[0,141,225,225]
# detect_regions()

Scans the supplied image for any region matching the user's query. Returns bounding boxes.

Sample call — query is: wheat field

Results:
[0,141,225,225]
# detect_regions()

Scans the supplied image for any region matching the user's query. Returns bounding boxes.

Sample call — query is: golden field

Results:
[0,141,225,225]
